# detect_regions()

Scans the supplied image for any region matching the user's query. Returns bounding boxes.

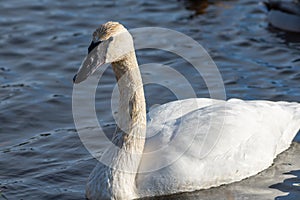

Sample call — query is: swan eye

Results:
[88,40,102,54]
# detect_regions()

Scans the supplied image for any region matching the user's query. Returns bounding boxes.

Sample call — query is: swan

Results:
[264,0,300,32]
[73,21,300,200]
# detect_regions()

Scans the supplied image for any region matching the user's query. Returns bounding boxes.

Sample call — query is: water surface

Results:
[0,0,300,199]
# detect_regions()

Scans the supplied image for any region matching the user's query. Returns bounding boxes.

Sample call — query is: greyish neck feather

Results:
[111,51,146,143]
[103,51,147,199]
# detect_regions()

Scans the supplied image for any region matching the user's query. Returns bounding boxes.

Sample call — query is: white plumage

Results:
[73,21,300,200]
[137,98,300,197]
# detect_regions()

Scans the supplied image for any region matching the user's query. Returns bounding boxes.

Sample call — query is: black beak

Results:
[88,40,102,54]
[73,74,77,83]
[73,40,104,84]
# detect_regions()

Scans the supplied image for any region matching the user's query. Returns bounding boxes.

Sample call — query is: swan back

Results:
[136,98,300,197]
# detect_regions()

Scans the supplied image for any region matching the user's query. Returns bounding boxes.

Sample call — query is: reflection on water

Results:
[275,31,300,45]
[180,0,210,15]
[0,0,300,199]
[270,170,300,200]
[180,0,237,17]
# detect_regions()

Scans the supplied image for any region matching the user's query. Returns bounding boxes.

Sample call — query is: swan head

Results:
[73,21,134,83]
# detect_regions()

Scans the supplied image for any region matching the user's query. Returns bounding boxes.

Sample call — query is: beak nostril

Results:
[73,74,77,83]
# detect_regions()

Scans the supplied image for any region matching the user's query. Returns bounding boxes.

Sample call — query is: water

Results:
[0,0,300,199]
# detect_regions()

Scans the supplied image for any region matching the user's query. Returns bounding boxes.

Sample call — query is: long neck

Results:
[108,51,147,199]
[112,51,146,137]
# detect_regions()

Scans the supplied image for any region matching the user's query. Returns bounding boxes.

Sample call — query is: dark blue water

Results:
[0,0,300,199]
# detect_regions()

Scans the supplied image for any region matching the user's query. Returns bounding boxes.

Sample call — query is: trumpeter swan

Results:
[73,21,300,200]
